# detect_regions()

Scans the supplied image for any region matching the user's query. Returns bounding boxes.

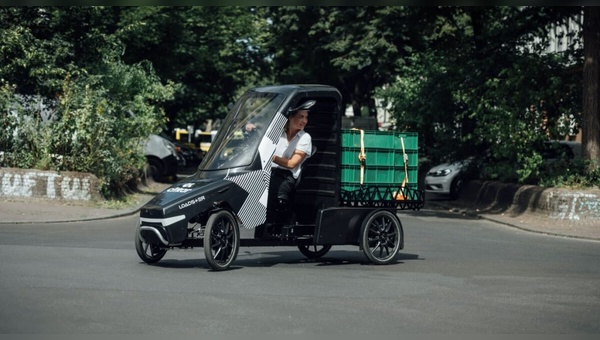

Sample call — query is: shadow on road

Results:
[141,250,422,271]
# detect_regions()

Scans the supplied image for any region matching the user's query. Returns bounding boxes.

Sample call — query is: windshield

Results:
[199,91,285,171]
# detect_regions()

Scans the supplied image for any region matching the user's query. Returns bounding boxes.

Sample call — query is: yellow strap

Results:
[401,136,408,186]
[395,136,409,201]
[358,129,366,186]
[350,128,366,186]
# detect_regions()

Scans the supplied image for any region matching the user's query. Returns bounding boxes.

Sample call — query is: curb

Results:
[1,207,142,225]
[427,179,600,241]
[480,214,600,242]
[458,180,600,221]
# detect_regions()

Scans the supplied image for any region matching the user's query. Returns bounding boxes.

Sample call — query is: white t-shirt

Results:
[272,130,312,179]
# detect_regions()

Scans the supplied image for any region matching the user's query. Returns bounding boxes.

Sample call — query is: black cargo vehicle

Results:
[135,84,424,271]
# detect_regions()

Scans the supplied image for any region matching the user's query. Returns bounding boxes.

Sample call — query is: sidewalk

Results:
[426,199,600,241]
[0,180,171,224]
[1,179,599,241]
[425,179,600,241]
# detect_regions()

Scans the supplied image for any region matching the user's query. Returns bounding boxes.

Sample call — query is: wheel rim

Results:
[204,211,239,270]
[143,241,163,259]
[362,211,402,264]
[209,222,234,263]
[135,230,167,264]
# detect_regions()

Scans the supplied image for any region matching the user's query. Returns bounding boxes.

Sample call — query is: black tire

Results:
[298,244,332,259]
[203,210,240,271]
[360,210,403,265]
[147,158,164,182]
[450,176,464,200]
[135,227,168,264]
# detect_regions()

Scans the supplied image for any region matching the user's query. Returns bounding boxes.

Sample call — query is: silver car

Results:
[425,140,581,199]
[424,159,473,199]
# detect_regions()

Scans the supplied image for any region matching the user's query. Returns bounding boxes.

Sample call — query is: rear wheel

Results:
[360,210,403,265]
[203,210,240,271]
[135,227,167,264]
[298,244,332,259]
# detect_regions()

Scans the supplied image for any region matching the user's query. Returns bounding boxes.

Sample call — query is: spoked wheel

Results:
[298,244,332,259]
[203,210,240,271]
[360,210,403,265]
[135,227,168,264]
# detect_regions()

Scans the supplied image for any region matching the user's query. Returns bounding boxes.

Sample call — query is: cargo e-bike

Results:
[135,84,424,271]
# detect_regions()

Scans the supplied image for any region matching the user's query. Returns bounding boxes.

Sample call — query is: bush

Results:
[0,61,175,198]
[538,159,600,189]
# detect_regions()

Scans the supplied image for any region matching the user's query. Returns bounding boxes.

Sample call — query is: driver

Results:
[266,100,315,224]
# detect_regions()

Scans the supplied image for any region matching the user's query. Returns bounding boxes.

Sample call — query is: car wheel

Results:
[450,176,464,200]
[147,158,164,181]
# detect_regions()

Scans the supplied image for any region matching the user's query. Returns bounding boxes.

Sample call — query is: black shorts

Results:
[269,168,296,202]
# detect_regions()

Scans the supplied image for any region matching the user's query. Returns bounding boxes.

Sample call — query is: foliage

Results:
[1,62,174,197]
[264,6,418,116]
[377,7,587,186]
[117,6,270,131]
[0,6,597,195]
[538,159,600,188]
[0,7,175,198]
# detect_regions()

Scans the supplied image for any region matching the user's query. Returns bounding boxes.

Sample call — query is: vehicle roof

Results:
[249,84,342,98]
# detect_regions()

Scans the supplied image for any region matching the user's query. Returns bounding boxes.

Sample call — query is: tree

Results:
[265,7,417,116]
[378,7,586,184]
[582,6,600,172]
[117,7,270,131]
[0,7,175,197]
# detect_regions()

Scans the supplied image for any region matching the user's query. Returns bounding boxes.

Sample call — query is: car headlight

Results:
[428,168,453,177]
[163,139,177,156]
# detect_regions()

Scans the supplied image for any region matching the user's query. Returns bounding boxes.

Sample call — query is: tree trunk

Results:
[583,6,600,171]
[352,99,362,117]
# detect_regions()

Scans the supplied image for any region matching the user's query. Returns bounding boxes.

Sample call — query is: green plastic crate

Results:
[341,130,418,151]
[341,147,418,167]
[341,165,418,185]
[397,132,419,150]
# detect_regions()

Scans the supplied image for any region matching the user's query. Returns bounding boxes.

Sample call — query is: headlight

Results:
[163,139,177,156]
[428,168,453,177]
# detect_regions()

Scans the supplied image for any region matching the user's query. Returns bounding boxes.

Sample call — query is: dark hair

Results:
[285,108,309,132]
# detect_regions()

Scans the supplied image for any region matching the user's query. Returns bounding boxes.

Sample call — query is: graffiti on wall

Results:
[548,191,600,221]
[1,170,94,201]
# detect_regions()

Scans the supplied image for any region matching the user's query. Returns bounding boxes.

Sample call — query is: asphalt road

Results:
[0,210,599,334]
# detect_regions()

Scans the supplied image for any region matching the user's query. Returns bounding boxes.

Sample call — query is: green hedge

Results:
[1,61,176,198]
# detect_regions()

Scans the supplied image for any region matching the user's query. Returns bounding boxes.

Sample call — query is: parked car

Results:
[144,134,179,181]
[175,141,201,168]
[424,140,581,199]
[424,158,476,199]
[539,140,581,163]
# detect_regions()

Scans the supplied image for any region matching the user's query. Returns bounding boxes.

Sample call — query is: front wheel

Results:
[450,176,464,200]
[360,210,403,265]
[135,227,168,264]
[298,244,332,259]
[203,210,240,271]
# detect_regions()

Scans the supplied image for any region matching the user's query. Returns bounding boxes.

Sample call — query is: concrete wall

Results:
[0,168,101,201]
[459,180,600,222]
